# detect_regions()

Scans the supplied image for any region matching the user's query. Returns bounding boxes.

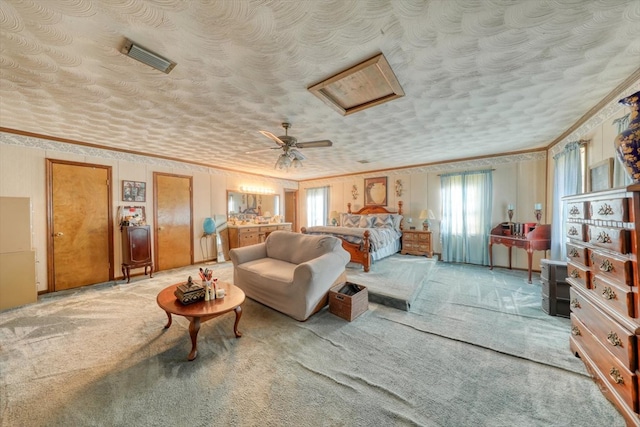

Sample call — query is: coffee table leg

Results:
[233,305,243,338]
[188,317,201,361]
[163,311,172,329]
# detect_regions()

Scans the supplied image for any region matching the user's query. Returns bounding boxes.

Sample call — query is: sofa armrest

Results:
[293,251,349,297]
[229,243,267,266]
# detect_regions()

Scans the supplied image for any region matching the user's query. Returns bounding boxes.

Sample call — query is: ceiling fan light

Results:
[292,158,303,168]
[275,153,292,170]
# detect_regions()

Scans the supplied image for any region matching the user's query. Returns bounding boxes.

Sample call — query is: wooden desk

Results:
[489,223,551,283]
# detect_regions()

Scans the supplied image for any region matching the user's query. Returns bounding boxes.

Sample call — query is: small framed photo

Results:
[589,158,614,192]
[364,176,387,206]
[119,206,146,226]
[122,180,146,202]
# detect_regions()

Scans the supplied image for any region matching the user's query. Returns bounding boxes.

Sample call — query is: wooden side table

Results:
[401,230,433,257]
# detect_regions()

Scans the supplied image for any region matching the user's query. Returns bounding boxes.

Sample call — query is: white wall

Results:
[299,152,548,270]
[0,132,297,292]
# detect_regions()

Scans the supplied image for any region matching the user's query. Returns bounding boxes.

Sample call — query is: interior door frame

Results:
[46,159,114,293]
[284,189,298,232]
[153,172,194,271]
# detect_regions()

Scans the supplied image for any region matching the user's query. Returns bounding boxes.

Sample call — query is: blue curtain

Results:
[440,169,493,265]
[550,141,583,260]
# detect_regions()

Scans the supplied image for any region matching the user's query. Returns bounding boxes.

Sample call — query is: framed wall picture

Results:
[364,176,387,206]
[122,180,146,202]
[589,158,614,192]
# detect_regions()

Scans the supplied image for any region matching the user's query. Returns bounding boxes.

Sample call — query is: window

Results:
[306,186,329,226]
[440,170,493,265]
[551,141,586,260]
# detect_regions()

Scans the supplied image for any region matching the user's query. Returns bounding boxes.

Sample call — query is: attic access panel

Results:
[308,53,404,116]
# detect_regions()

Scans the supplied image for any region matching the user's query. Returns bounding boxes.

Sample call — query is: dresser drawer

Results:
[567,261,591,290]
[261,226,278,233]
[590,273,635,318]
[277,225,291,231]
[566,223,586,242]
[570,288,636,370]
[566,242,589,267]
[567,201,588,220]
[587,226,630,254]
[239,232,259,245]
[403,233,416,242]
[589,198,629,222]
[417,233,431,243]
[590,250,633,286]
[239,227,259,234]
[570,314,638,412]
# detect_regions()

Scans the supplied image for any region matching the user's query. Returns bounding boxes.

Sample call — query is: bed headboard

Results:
[347,201,403,216]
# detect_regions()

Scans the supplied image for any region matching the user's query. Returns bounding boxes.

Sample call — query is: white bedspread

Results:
[304,226,401,252]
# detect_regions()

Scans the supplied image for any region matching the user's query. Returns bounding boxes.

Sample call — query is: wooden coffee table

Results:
[156,282,245,361]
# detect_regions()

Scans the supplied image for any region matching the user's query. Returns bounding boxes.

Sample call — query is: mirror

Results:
[227,190,280,220]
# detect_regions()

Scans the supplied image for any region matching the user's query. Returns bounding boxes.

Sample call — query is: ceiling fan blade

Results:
[290,149,306,161]
[259,130,285,146]
[246,147,281,154]
[296,140,333,148]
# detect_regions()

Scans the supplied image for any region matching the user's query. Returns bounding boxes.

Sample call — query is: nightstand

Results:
[401,230,433,257]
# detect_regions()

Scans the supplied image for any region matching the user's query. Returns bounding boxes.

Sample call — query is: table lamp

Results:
[330,211,340,226]
[534,203,542,224]
[419,209,436,231]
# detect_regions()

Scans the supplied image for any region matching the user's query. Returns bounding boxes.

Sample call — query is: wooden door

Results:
[154,173,193,271]
[47,160,113,291]
[285,190,297,232]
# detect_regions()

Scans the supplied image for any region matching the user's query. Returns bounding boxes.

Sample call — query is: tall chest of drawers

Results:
[565,184,639,425]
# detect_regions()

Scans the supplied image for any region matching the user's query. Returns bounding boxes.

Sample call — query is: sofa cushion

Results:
[265,231,342,265]
[236,258,296,288]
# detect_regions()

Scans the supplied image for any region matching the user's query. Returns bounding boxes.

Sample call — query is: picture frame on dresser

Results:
[588,158,613,192]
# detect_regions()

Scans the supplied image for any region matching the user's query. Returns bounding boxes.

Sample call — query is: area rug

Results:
[346,254,437,311]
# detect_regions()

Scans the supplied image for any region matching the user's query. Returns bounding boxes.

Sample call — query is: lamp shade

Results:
[419,210,428,220]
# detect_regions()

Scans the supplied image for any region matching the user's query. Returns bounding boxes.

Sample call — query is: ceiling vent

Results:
[121,39,176,74]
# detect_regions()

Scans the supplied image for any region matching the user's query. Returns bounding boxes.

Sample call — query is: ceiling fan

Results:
[250,122,333,170]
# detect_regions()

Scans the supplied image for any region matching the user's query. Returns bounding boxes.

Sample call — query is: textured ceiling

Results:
[1,0,639,181]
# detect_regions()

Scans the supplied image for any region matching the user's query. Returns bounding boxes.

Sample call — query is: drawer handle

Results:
[599,259,614,272]
[571,326,581,336]
[568,248,579,258]
[598,204,614,216]
[596,231,612,244]
[568,226,578,236]
[569,206,580,216]
[570,298,580,309]
[609,367,624,385]
[607,332,622,347]
[602,286,616,300]
[570,269,580,279]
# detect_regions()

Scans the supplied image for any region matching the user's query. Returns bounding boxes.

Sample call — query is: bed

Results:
[301,201,403,272]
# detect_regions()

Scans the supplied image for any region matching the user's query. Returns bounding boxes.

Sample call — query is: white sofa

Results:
[229,230,350,321]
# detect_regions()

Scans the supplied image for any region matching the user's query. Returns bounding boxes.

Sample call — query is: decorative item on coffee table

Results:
[174,276,205,305]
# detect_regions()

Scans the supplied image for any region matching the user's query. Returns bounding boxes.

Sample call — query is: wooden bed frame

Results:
[302,201,403,272]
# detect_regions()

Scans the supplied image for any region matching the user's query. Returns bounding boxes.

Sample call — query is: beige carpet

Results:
[0,259,624,426]
[346,254,437,311]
